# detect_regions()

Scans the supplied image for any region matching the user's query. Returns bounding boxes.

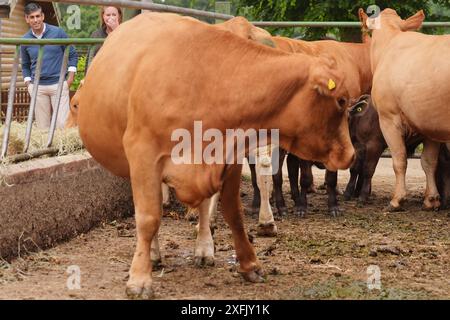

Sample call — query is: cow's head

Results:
[284,56,355,172]
[65,79,84,128]
[380,8,425,32]
[349,94,371,118]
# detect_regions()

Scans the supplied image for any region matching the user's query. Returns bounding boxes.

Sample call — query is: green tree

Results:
[57,4,100,38]
[234,0,450,40]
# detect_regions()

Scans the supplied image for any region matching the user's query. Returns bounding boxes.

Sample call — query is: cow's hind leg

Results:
[124,142,162,299]
[379,118,408,211]
[256,153,277,237]
[194,197,215,267]
[221,165,263,282]
[421,139,441,210]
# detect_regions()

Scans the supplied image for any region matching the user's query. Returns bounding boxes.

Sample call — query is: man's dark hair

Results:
[24,3,42,16]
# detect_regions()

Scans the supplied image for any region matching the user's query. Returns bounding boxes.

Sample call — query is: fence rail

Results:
[1,0,444,162]
[0,38,104,161]
[38,0,450,28]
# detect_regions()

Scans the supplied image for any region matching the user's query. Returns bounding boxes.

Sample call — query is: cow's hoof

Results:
[194,255,215,267]
[241,268,265,283]
[329,207,343,218]
[343,192,352,201]
[307,186,317,194]
[277,207,288,217]
[256,222,278,237]
[151,258,163,270]
[126,279,154,300]
[294,207,307,218]
[423,196,441,211]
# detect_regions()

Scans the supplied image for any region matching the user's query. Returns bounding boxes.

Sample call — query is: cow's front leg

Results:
[194,197,215,267]
[221,165,263,282]
[344,146,364,201]
[379,118,408,211]
[124,142,162,299]
[286,154,301,214]
[421,139,441,210]
[297,159,313,217]
[357,142,384,205]
[326,170,341,217]
[256,153,277,237]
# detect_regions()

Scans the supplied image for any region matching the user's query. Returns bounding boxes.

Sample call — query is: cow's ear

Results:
[358,8,368,26]
[349,95,371,117]
[310,56,348,102]
[401,10,425,31]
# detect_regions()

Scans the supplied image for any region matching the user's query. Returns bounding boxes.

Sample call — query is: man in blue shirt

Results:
[21,2,78,129]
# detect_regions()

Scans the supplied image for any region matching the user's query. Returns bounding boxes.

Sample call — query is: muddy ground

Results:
[0,158,449,300]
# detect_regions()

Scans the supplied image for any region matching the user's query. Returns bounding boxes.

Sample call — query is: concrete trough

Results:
[0,153,133,260]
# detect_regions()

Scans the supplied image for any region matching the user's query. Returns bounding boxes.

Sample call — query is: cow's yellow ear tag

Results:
[328,79,336,91]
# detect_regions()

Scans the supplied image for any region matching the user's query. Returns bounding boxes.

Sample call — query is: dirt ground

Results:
[0,158,449,300]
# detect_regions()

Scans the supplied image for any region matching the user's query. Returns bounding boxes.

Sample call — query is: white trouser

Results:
[27,81,70,129]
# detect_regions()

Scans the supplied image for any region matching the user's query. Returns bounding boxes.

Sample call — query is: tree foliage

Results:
[234,0,450,40]
[57,4,100,38]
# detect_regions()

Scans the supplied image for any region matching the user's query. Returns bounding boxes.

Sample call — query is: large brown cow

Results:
[366,8,450,211]
[75,12,354,298]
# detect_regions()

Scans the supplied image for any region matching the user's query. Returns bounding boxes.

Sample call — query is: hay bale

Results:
[0,122,84,164]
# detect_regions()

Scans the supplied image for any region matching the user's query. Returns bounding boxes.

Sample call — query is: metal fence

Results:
[0,38,104,161]
[1,88,30,122]
[0,1,448,162]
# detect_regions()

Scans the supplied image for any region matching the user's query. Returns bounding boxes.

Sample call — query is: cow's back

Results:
[372,32,450,141]
[77,13,225,177]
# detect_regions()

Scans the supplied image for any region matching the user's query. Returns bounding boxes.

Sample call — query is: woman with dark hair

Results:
[87,6,123,68]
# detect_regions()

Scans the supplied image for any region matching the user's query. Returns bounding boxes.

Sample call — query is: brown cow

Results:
[365,8,450,211]
[75,12,354,298]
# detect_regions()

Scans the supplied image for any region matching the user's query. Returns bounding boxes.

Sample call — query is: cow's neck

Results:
[371,27,401,74]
